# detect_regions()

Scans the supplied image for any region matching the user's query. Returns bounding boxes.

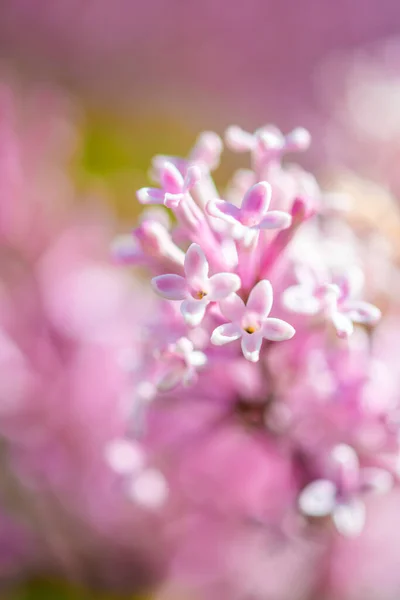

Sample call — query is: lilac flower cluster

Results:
[113,123,397,543]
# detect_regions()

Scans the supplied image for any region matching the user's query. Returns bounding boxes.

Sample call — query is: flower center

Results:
[241,313,261,334]
[193,290,208,300]
[244,325,257,334]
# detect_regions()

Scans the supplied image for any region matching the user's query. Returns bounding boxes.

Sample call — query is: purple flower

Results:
[207,181,291,244]
[137,161,201,209]
[155,337,207,391]
[211,280,295,362]
[152,243,241,326]
[299,444,393,537]
[283,266,381,338]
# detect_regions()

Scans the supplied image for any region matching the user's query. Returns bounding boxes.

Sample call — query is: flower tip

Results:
[136,187,151,204]
[287,127,311,151]
[291,196,315,222]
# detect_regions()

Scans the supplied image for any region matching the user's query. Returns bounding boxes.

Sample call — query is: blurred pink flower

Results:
[113,124,400,600]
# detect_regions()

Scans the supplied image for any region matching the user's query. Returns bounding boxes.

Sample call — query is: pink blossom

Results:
[152,243,241,326]
[211,280,295,362]
[137,161,201,209]
[283,266,381,338]
[299,444,393,537]
[207,181,292,243]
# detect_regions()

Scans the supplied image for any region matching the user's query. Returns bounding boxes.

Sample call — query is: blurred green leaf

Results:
[5,577,149,600]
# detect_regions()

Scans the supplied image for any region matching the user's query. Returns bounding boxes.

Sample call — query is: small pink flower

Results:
[299,444,393,537]
[155,337,207,391]
[282,267,381,338]
[207,182,291,243]
[211,280,295,362]
[225,125,311,158]
[137,161,201,209]
[152,244,241,326]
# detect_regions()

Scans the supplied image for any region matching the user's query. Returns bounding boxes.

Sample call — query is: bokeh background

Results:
[1,1,400,597]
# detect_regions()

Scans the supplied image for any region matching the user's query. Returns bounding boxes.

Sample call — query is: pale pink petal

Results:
[208,273,241,301]
[161,162,184,193]
[241,182,271,223]
[188,351,207,368]
[262,318,295,342]
[206,199,241,225]
[247,280,273,318]
[285,127,311,151]
[164,192,185,209]
[181,299,207,327]
[182,367,199,387]
[331,444,360,494]
[256,210,292,230]
[219,293,246,321]
[241,333,263,362]
[174,337,194,355]
[151,274,187,300]
[225,125,255,152]
[105,439,144,475]
[333,499,366,537]
[360,467,393,494]
[128,469,168,509]
[190,131,222,170]
[136,187,165,205]
[157,364,186,391]
[282,285,321,315]
[183,165,202,191]
[211,323,242,346]
[341,301,381,324]
[184,244,209,283]
[331,312,354,338]
[298,479,337,517]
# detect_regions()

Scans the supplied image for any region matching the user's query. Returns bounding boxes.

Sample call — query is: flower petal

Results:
[219,293,246,321]
[208,273,241,301]
[360,467,394,495]
[151,274,187,300]
[331,312,354,338]
[225,125,255,152]
[157,365,186,391]
[206,199,241,225]
[298,479,337,517]
[136,187,165,205]
[341,301,381,325]
[211,323,242,346]
[188,351,207,368]
[181,299,207,327]
[247,280,273,318]
[184,165,202,191]
[161,162,184,193]
[257,210,292,230]
[262,318,295,341]
[241,182,271,223]
[184,244,209,283]
[241,333,263,362]
[128,468,168,509]
[282,284,321,315]
[333,499,366,537]
[164,192,185,209]
[105,439,144,475]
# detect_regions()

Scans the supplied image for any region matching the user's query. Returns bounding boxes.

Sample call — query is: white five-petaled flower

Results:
[137,161,201,209]
[206,182,292,244]
[152,243,241,326]
[298,444,393,537]
[155,337,207,391]
[282,266,381,338]
[211,280,295,362]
